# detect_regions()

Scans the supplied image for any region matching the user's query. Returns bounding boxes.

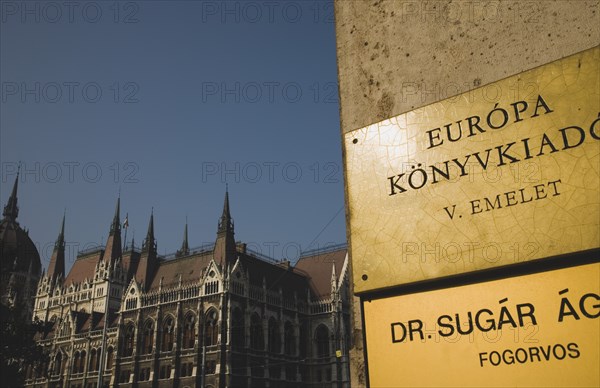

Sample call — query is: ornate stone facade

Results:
[27,192,350,388]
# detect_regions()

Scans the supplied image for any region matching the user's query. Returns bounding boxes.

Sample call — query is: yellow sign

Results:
[363,263,600,387]
[345,47,600,293]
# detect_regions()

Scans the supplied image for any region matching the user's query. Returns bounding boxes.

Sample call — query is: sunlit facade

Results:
[27,192,351,388]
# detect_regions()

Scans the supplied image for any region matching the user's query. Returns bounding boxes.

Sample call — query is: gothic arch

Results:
[231,307,244,349]
[53,351,64,376]
[182,312,196,349]
[78,350,87,373]
[122,323,135,357]
[161,315,175,352]
[250,313,263,350]
[268,317,281,353]
[88,348,99,372]
[72,351,81,374]
[314,324,330,358]
[284,321,295,355]
[204,308,219,346]
[141,319,155,354]
[105,346,114,370]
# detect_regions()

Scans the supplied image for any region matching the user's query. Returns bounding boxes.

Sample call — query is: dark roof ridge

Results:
[158,249,212,264]
[297,243,347,261]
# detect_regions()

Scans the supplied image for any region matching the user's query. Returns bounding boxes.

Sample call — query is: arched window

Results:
[231,308,244,350]
[37,361,48,378]
[204,310,218,346]
[182,314,196,349]
[122,324,135,357]
[47,315,58,338]
[161,316,175,352]
[59,320,71,337]
[142,320,154,354]
[79,350,86,373]
[106,347,114,370]
[89,349,98,372]
[284,321,295,355]
[250,313,263,350]
[315,325,330,358]
[53,352,63,376]
[268,317,280,353]
[95,347,102,371]
[299,321,308,358]
[73,352,80,374]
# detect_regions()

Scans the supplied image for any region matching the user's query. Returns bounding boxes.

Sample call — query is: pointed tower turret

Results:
[176,220,190,257]
[2,167,20,221]
[213,188,237,267]
[110,197,121,235]
[47,213,66,284]
[101,197,122,265]
[141,209,156,253]
[136,210,158,289]
[218,188,234,234]
[330,262,338,293]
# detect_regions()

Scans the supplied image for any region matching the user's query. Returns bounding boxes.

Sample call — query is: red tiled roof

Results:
[240,254,310,293]
[295,249,347,298]
[147,252,213,290]
[64,251,102,285]
[145,248,312,296]
[122,250,140,280]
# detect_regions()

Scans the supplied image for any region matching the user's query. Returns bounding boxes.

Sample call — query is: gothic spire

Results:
[142,209,156,253]
[110,196,121,235]
[47,213,66,283]
[57,211,65,248]
[176,220,190,257]
[218,186,234,235]
[2,165,20,221]
[137,210,157,289]
[214,188,236,267]
[331,262,337,292]
[146,209,154,241]
[102,197,122,264]
[222,186,231,218]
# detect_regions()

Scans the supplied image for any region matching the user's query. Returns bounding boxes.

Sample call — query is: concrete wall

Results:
[335,0,599,134]
[334,1,599,386]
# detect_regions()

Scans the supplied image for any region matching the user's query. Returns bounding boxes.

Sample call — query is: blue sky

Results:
[0,0,345,271]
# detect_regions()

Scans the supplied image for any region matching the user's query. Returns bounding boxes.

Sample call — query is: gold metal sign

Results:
[344,46,600,293]
[363,263,600,387]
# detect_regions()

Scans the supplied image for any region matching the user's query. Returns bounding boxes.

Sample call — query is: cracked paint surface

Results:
[344,47,600,294]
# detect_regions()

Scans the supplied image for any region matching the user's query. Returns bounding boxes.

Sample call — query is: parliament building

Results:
[0,174,351,388]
